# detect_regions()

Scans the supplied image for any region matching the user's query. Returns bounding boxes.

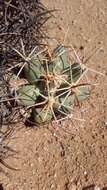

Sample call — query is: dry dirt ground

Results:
[0,0,107,189]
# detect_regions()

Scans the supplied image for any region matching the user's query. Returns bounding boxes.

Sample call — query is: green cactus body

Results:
[70,62,83,82]
[24,55,45,83]
[33,107,53,124]
[17,85,40,106]
[52,45,70,74]
[59,94,75,113]
[16,44,90,124]
[74,86,90,101]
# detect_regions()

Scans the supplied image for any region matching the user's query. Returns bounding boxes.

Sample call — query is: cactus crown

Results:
[13,44,90,125]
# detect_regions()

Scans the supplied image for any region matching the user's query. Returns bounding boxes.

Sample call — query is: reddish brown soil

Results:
[0,0,107,189]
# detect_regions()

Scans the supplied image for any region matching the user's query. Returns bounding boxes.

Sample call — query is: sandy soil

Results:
[0,0,107,189]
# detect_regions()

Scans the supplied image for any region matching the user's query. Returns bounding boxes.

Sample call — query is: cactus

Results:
[15,44,90,125]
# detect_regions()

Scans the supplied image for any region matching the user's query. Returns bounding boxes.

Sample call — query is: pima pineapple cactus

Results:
[14,44,89,125]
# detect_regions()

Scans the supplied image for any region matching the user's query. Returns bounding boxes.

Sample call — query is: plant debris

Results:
[0,0,52,59]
